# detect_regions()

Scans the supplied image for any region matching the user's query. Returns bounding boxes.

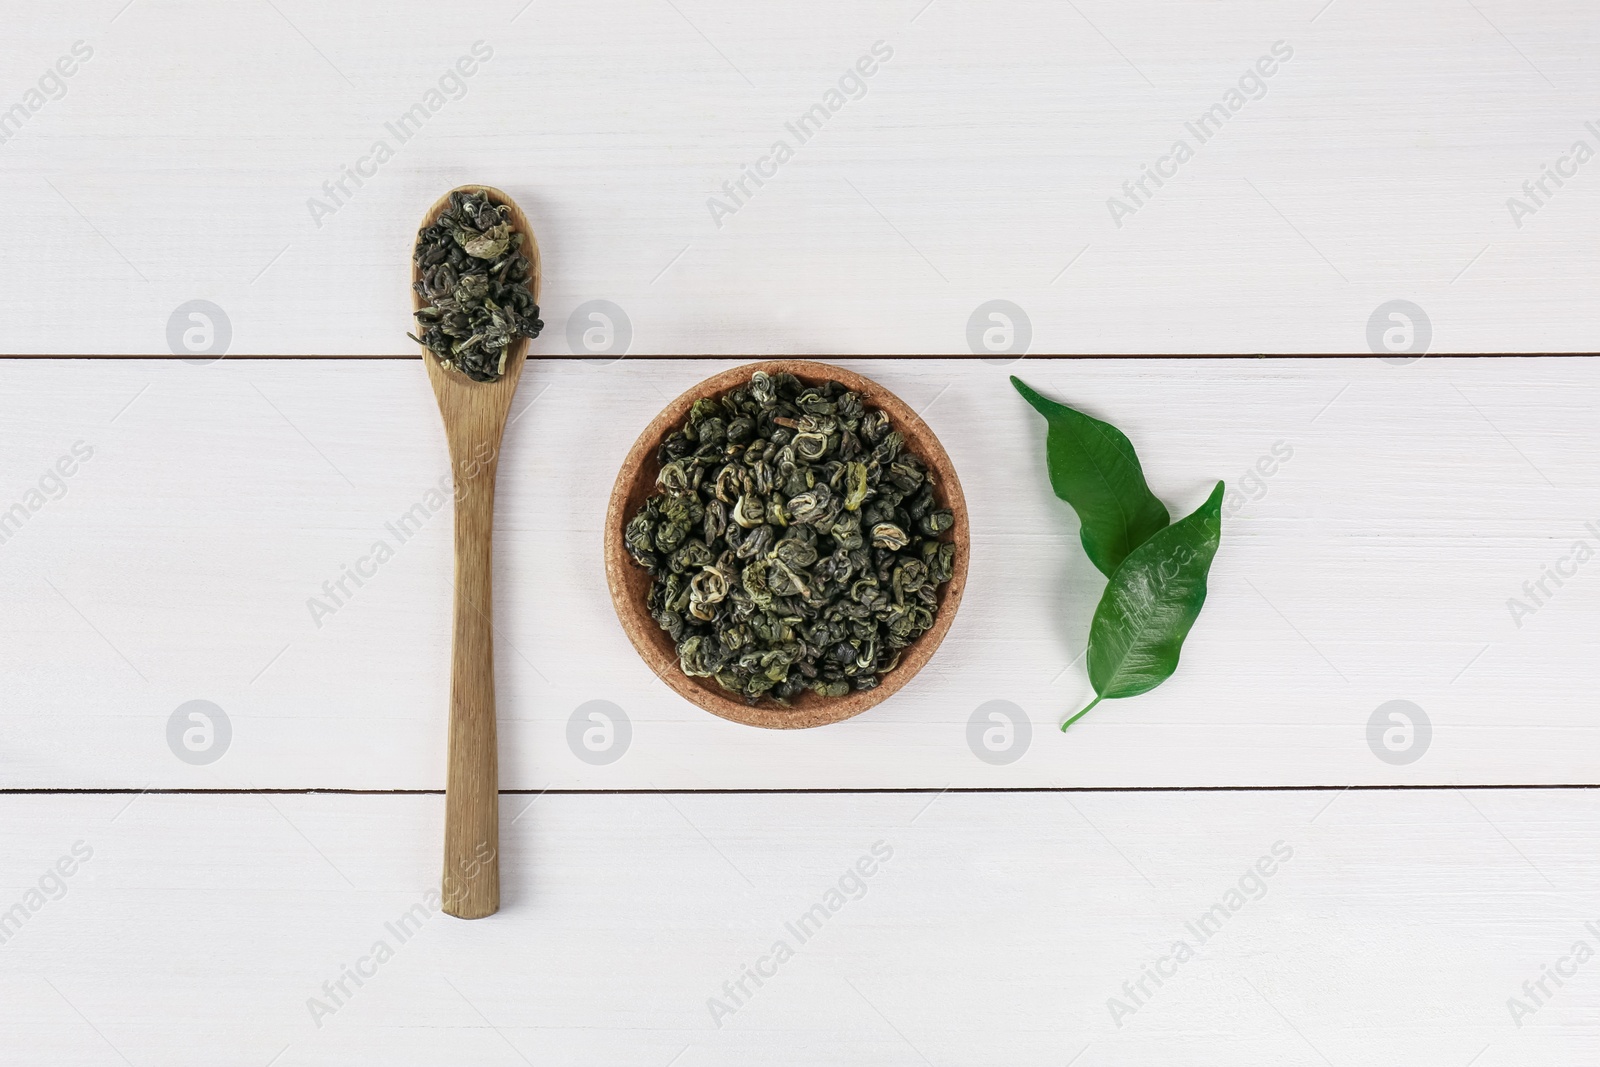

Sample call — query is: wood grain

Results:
[414,186,543,918]
[9,0,1600,357]
[603,359,970,729]
[6,0,1600,1055]
[7,357,1600,789]
[4,789,1598,1064]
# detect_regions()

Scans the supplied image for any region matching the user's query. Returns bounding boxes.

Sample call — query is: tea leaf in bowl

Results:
[1065,481,1225,730]
[1011,377,1169,577]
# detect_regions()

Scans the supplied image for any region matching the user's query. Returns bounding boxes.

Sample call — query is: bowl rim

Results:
[602,359,970,729]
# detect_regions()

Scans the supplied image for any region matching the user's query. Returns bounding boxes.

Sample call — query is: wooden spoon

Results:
[412,184,541,919]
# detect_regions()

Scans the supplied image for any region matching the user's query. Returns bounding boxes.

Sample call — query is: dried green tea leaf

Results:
[410,191,542,383]
[452,222,511,260]
[625,371,957,707]
[1011,377,1170,577]
[1065,481,1224,730]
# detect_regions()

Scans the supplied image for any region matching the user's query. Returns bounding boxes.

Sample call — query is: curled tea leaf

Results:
[871,522,910,550]
[627,371,955,705]
[410,190,543,383]
[1011,377,1170,577]
[1064,482,1225,730]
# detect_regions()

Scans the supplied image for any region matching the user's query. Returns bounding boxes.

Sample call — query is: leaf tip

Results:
[1010,376,1056,420]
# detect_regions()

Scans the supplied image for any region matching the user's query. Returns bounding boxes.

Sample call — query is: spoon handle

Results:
[442,463,501,918]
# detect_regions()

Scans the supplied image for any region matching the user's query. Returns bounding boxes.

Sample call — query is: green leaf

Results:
[1011,377,1170,577]
[1064,481,1225,730]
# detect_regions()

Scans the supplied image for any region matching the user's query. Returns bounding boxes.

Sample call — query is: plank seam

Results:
[2,353,1599,361]
[4,785,1598,795]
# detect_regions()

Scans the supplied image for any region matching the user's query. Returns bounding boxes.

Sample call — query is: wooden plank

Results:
[1,357,1596,788]
[0,789,1593,1064]
[7,1,1599,1056]
[4,2,1599,356]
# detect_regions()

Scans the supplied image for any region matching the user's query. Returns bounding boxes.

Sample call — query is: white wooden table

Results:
[5,2,1600,1064]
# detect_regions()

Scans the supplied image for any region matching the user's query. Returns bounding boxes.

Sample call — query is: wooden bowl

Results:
[603,360,970,729]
